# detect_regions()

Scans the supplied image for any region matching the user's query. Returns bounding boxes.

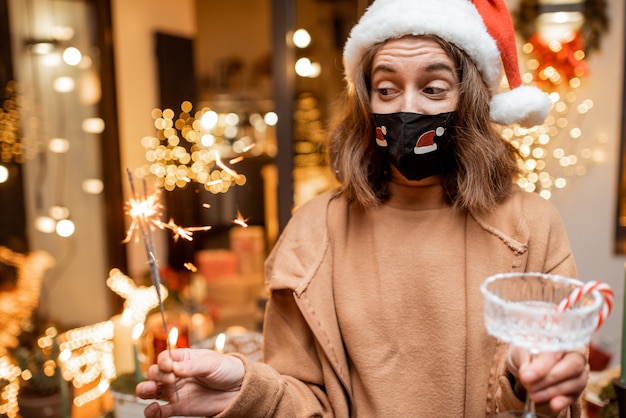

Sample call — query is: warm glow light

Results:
[106,269,168,324]
[200,110,219,130]
[132,323,144,341]
[35,216,56,233]
[569,128,582,139]
[201,134,216,147]
[214,333,226,352]
[168,327,179,348]
[82,117,105,133]
[0,165,8,183]
[225,113,240,126]
[49,137,70,153]
[41,53,62,67]
[0,246,56,416]
[58,320,116,406]
[56,219,75,237]
[264,112,278,126]
[295,57,321,78]
[140,103,256,193]
[82,178,104,194]
[49,205,70,220]
[293,28,311,48]
[30,42,55,55]
[51,26,75,41]
[53,76,75,92]
[63,47,82,66]
[0,247,55,330]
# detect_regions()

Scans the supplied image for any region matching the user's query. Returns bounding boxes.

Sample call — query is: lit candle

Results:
[622,263,626,384]
[132,323,144,383]
[168,327,179,350]
[214,332,226,354]
[112,310,135,375]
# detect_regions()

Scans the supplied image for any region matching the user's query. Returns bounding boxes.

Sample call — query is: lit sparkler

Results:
[125,169,179,400]
[123,164,251,401]
[123,184,211,244]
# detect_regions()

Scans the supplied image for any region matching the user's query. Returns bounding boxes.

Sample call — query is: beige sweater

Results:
[216,187,581,418]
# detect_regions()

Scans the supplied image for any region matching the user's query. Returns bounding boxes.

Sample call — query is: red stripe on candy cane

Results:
[557,281,614,330]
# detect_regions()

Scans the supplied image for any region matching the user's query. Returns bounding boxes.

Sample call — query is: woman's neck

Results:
[386,176,449,210]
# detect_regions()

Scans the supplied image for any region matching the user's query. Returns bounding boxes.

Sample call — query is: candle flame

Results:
[168,327,179,348]
[214,332,226,352]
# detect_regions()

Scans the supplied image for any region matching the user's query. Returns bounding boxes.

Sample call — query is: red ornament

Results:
[526,31,589,90]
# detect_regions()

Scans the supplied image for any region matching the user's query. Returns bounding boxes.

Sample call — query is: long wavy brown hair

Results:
[326,35,521,215]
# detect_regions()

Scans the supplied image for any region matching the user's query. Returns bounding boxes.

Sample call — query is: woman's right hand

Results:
[136,348,245,418]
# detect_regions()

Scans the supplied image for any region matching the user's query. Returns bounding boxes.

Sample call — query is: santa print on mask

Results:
[373,111,456,181]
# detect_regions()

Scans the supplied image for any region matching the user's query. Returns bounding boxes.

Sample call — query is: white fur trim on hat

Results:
[490,85,552,127]
[343,0,550,127]
[343,0,501,92]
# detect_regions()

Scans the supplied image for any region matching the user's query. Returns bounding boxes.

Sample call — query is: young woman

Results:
[137,1,589,416]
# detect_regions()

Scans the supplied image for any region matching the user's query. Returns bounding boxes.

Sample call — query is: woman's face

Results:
[370,36,460,186]
[370,36,460,115]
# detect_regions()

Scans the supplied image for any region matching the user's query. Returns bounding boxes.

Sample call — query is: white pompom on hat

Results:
[343,0,552,127]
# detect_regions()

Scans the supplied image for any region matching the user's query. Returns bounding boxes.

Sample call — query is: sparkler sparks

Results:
[123,186,212,244]
[183,262,197,272]
[233,210,250,228]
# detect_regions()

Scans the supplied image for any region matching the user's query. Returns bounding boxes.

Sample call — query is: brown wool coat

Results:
[216,188,582,418]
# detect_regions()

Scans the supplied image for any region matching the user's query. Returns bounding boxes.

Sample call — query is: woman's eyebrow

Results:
[424,62,455,74]
[372,61,455,77]
[372,63,396,76]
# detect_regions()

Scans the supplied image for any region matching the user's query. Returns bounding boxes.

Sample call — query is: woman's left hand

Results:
[508,347,589,411]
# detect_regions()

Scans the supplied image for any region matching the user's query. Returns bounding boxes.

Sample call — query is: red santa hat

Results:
[343,0,552,127]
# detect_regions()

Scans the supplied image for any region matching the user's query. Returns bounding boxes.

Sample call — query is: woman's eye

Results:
[424,87,442,95]
[378,88,390,96]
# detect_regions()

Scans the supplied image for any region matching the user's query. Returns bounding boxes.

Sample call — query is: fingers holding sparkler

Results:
[125,169,181,400]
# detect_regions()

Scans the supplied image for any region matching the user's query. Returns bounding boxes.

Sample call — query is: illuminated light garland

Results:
[0,248,55,356]
[507,0,609,199]
[505,62,606,199]
[0,81,47,166]
[0,81,22,164]
[0,247,54,417]
[135,101,256,193]
[106,268,168,324]
[0,356,21,418]
[58,321,116,407]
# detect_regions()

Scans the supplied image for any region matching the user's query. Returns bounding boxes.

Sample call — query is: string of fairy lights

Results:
[134,100,278,193]
[502,33,608,199]
[0,257,168,417]
[504,76,606,200]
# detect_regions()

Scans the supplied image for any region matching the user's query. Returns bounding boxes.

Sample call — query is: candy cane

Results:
[557,281,614,330]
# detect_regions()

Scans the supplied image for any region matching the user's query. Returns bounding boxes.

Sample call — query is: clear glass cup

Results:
[480,272,603,418]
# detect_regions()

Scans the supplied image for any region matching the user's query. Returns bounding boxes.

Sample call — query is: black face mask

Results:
[373,111,456,181]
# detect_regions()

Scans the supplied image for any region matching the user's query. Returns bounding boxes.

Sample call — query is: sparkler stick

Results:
[125,169,179,401]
